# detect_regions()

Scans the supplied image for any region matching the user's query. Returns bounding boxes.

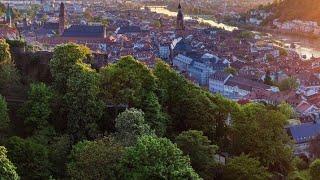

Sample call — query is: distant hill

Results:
[269,0,320,23]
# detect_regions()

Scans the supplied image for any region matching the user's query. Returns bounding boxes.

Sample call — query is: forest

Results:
[0,39,319,179]
[265,0,320,24]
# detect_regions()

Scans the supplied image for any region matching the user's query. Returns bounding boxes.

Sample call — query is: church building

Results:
[176,2,185,31]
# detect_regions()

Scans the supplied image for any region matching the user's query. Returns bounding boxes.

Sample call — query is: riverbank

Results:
[147,5,320,59]
[235,24,320,59]
[147,6,237,31]
[242,25,320,40]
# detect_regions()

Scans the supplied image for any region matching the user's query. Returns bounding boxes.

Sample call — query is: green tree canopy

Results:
[209,94,240,148]
[50,43,91,93]
[288,170,310,180]
[232,103,294,175]
[154,61,217,138]
[175,130,218,179]
[121,135,200,179]
[115,108,153,146]
[0,63,20,92]
[19,83,53,135]
[0,146,19,180]
[310,159,320,180]
[64,63,104,142]
[141,92,167,136]
[101,56,156,106]
[67,137,124,180]
[224,67,237,75]
[101,56,167,135]
[264,70,273,85]
[223,154,271,180]
[0,40,19,92]
[49,135,71,179]
[0,3,5,17]
[278,102,295,119]
[0,95,9,140]
[0,39,11,65]
[279,77,299,91]
[5,136,51,179]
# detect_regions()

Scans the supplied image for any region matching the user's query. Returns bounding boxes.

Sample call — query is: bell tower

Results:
[176,1,185,30]
[59,2,65,36]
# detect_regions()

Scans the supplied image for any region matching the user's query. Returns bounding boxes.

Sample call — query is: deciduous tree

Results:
[101,56,167,135]
[49,135,71,178]
[176,130,218,179]
[154,61,217,137]
[50,43,91,93]
[223,154,271,180]
[67,137,124,180]
[121,135,201,179]
[19,83,53,135]
[0,40,11,65]
[0,95,9,141]
[310,159,320,180]
[115,108,153,146]
[5,136,51,179]
[0,64,20,92]
[0,146,19,180]
[64,63,104,141]
[232,103,294,175]
[278,102,295,119]
[279,77,299,91]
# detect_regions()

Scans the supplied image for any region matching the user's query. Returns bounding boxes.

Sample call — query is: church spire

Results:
[176,1,184,30]
[59,2,65,35]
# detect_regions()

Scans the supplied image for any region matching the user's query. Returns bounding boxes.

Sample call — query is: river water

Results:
[147,6,237,31]
[147,6,320,59]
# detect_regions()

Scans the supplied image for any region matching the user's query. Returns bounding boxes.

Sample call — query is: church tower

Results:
[58,2,65,36]
[176,1,185,30]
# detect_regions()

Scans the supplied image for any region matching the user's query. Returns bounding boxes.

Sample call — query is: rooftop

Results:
[62,25,106,38]
[288,123,320,144]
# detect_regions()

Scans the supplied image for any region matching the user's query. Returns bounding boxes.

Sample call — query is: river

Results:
[147,6,320,59]
[147,6,237,31]
[271,33,320,59]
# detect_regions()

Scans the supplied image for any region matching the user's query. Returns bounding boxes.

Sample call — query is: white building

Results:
[209,71,279,100]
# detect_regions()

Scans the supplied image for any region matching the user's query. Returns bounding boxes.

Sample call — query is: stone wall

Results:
[12,49,53,83]
[11,49,109,83]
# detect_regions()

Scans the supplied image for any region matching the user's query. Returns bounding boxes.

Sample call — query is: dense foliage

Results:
[101,56,167,136]
[0,146,19,180]
[269,0,320,23]
[0,39,11,65]
[0,43,301,179]
[0,95,9,142]
[232,103,294,175]
[120,135,201,179]
[223,154,271,180]
[175,130,218,179]
[114,108,153,146]
[67,137,124,180]
[5,136,51,179]
[19,83,53,135]
[310,159,320,180]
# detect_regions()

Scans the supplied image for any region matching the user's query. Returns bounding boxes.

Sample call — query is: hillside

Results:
[270,0,320,23]
[0,40,313,179]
